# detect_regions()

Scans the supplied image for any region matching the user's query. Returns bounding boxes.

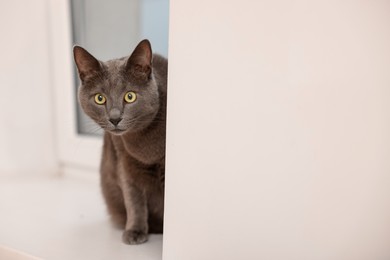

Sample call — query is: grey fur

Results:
[73,40,167,244]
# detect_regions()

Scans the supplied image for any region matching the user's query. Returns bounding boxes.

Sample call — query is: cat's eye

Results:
[124,91,137,103]
[94,93,106,105]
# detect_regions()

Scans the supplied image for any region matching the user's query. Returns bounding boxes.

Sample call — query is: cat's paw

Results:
[122,230,148,245]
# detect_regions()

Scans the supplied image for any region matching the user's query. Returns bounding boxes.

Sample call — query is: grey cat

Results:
[73,40,167,244]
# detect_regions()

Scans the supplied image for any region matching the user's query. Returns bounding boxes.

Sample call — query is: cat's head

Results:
[73,40,159,135]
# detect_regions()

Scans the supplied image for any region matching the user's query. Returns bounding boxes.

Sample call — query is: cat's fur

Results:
[73,40,167,244]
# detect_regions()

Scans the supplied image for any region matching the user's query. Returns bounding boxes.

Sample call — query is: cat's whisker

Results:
[83,128,103,135]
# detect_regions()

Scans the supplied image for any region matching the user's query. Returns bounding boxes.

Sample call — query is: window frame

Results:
[49,0,102,171]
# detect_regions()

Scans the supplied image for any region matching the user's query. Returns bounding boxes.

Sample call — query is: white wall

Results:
[164,1,390,259]
[0,0,57,174]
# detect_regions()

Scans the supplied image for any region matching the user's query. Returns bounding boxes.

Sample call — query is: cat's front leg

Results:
[120,182,149,244]
[118,162,149,244]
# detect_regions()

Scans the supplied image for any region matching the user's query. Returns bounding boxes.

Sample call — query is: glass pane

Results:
[70,0,169,136]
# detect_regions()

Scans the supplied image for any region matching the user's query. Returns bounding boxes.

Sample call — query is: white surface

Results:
[0,0,57,174]
[0,173,162,260]
[164,1,390,260]
[0,246,41,260]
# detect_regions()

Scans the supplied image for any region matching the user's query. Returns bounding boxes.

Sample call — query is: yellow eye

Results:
[124,91,137,103]
[94,93,106,105]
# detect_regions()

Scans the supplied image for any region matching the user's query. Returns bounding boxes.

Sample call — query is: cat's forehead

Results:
[101,57,133,87]
[103,57,127,74]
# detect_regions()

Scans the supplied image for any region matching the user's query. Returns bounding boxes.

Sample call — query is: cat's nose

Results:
[109,118,122,126]
[109,108,122,126]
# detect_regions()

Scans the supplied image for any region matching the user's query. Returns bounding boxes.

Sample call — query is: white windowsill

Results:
[0,170,162,260]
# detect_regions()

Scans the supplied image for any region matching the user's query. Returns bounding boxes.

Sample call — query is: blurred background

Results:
[0,0,168,175]
[0,1,168,259]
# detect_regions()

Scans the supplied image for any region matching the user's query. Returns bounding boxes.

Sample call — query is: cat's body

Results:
[73,40,167,244]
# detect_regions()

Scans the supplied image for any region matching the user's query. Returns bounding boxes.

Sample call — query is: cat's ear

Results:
[73,46,102,82]
[126,39,152,80]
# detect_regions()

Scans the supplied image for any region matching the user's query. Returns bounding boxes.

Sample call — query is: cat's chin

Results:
[108,129,127,135]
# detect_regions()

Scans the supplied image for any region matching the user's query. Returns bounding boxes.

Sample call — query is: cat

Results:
[73,39,167,245]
